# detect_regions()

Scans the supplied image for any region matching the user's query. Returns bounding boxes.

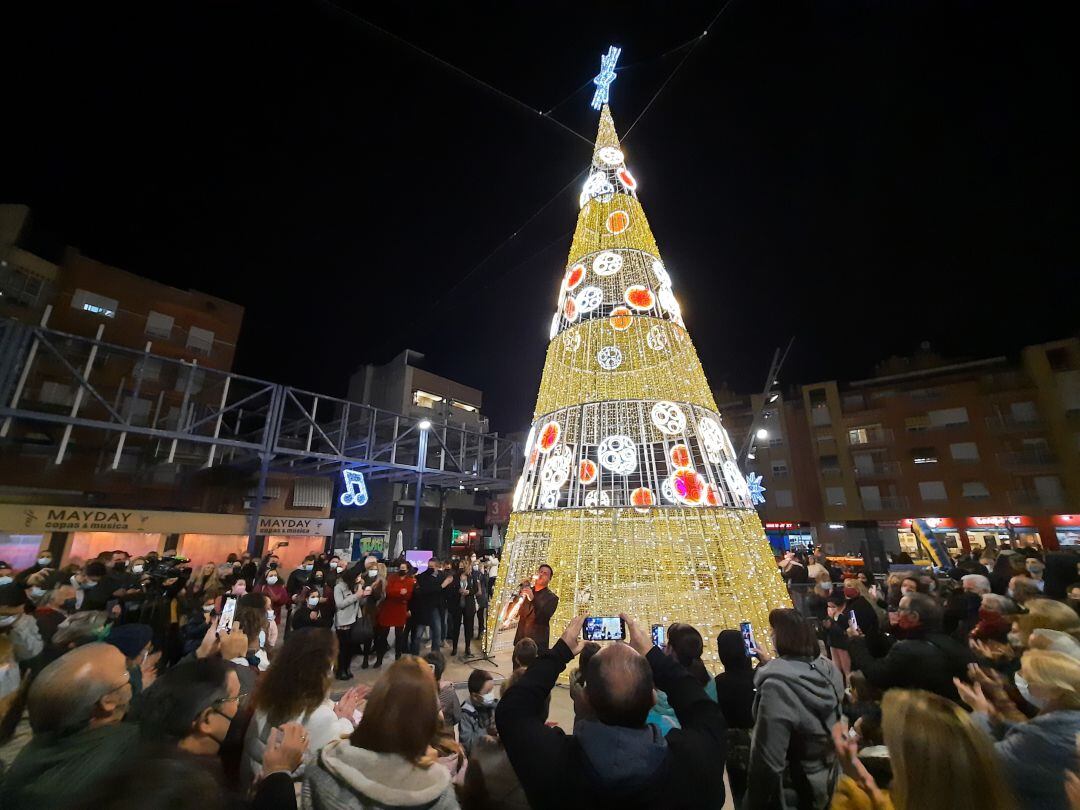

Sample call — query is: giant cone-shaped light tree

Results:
[486,105,790,663]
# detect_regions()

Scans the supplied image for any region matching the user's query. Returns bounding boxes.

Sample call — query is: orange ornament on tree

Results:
[705,485,722,506]
[578,459,598,484]
[606,210,630,234]
[608,306,633,331]
[668,444,692,469]
[631,487,655,507]
[673,469,705,504]
[625,285,655,311]
[564,296,578,322]
[537,421,561,453]
[565,263,585,290]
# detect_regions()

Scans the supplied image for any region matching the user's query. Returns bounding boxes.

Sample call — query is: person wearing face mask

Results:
[291,581,334,631]
[0,583,44,665]
[0,559,16,588]
[3,643,139,808]
[135,656,306,809]
[30,582,75,646]
[448,564,479,658]
[256,565,290,640]
[848,592,974,703]
[182,596,219,656]
[459,668,499,755]
[375,562,415,667]
[286,555,316,602]
[410,558,455,656]
[74,561,125,613]
[957,649,1080,810]
[355,559,385,669]
[14,552,54,586]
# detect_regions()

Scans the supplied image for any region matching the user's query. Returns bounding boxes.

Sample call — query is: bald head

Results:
[29,643,131,735]
[585,643,655,728]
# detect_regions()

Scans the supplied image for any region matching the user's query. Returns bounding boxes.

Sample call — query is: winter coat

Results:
[512,587,558,651]
[745,655,844,810]
[847,630,974,703]
[242,698,353,788]
[495,639,728,810]
[1,613,44,662]
[438,681,462,728]
[378,574,414,628]
[257,582,291,625]
[301,739,459,810]
[333,580,362,628]
[459,698,497,755]
[973,709,1080,810]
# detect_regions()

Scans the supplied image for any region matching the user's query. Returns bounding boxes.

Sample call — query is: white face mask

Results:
[132,565,144,574]
[258,630,266,648]
[481,691,497,706]
[367,570,377,578]
[266,576,279,585]
[202,604,214,613]
[900,587,914,597]
[0,576,12,586]
[29,586,46,599]
[266,610,275,621]
[336,565,345,573]
[38,558,51,566]
[307,597,320,607]
[1014,673,1047,709]
[303,564,313,571]
[0,615,17,628]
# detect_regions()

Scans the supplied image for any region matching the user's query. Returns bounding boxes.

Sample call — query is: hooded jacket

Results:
[744,656,844,810]
[495,639,727,810]
[301,739,458,810]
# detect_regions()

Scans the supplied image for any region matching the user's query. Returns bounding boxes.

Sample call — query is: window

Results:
[849,426,881,445]
[928,407,969,428]
[918,481,947,501]
[774,489,794,507]
[175,367,204,394]
[1034,476,1065,506]
[825,486,846,506]
[820,455,841,475]
[71,289,118,318]
[1009,401,1038,424]
[859,486,882,510]
[186,326,214,355]
[292,477,332,509]
[0,266,47,307]
[1059,370,1080,413]
[961,482,990,499]
[843,394,864,410]
[451,400,478,413]
[811,406,831,427]
[413,390,443,409]
[911,446,938,465]
[38,381,73,406]
[135,357,162,382]
[950,442,979,462]
[145,311,174,340]
[905,415,930,432]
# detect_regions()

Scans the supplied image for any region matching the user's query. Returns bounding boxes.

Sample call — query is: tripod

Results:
[461,612,500,669]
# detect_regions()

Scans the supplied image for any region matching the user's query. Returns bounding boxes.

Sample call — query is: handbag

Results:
[350,613,374,644]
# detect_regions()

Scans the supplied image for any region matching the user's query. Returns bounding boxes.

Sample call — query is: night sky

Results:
[5,1,1075,433]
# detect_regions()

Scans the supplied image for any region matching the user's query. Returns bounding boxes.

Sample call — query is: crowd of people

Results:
[2,539,1080,809]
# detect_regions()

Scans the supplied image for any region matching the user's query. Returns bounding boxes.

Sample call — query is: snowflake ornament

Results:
[652,260,671,287]
[723,460,753,507]
[539,489,560,510]
[746,472,767,506]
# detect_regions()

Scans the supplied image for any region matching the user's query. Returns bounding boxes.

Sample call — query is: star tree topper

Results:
[591,46,622,110]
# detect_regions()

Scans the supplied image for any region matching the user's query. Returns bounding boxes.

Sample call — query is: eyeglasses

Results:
[213,690,249,707]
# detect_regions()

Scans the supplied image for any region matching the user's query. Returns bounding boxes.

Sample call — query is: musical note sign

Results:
[591,46,622,111]
[339,469,369,507]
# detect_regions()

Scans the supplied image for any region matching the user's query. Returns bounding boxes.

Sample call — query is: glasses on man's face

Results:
[213,690,249,707]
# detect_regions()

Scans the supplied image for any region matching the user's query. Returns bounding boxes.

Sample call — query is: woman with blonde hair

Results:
[834,688,1015,810]
[301,656,458,809]
[1013,599,1080,647]
[186,561,225,607]
[957,650,1080,810]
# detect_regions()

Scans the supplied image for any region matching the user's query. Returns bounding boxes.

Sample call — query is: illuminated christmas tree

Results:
[485,98,790,664]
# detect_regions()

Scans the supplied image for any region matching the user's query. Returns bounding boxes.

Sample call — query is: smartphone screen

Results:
[219,596,237,631]
[651,623,666,648]
[740,621,756,657]
[848,611,859,632]
[582,616,625,642]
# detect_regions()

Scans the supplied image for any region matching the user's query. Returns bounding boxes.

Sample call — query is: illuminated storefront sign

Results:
[764,522,797,530]
[0,504,334,536]
[967,516,1029,527]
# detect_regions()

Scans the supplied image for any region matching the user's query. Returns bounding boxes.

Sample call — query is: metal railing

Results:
[997,449,1058,468]
[847,427,894,446]
[861,495,910,512]
[986,414,1043,432]
[853,461,902,478]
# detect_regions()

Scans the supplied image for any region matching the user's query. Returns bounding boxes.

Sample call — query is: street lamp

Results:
[418,419,432,430]
[756,428,769,440]
[412,419,432,549]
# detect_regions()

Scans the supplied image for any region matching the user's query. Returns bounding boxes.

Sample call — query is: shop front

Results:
[1054,515,1080,548]
[763,521,816,555]
[897,517,964,558]
[965,515,1042,551]
[0,504,334,575]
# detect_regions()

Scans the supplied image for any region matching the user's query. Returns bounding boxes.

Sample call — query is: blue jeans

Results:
[410,607,443,654]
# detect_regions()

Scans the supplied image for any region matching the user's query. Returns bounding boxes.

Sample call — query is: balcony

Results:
[853,461,902,478]
[847,427,894,446]
[1007,490,1065,509]
[997,449,1058,469]
[986,414,1043,432]
[820,466,844,479]
[862,495,910,513]
[979,371,1034,395]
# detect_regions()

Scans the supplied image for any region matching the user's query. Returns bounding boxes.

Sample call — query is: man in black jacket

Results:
[847,592,974,703]
[496,613,728,810]
[410,557,453,654]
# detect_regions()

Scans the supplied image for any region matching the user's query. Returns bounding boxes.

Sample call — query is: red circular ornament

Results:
[564,296,578,322]
[617,168,637,190]
[631,487,655,507]
[625,285,655,311]
[705,485,722,506]
[673,469,705,504]
[578,459,598,484]
[537,421,561,454]
[609,306,633,331]
[565,263,585,290]
[669,444,692,470]
[606,210,630,234]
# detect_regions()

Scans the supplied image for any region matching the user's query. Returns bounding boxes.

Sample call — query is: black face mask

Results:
[113,562,127,572]
[399,569,408,575]
[61,598,77,613]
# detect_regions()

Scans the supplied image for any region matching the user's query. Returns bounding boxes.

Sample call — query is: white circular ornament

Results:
[574,286,604,314]
[549,312,560,340]
[660,477,677,504]
[596,345,623,370]
[563,330,581,353]
[584,490,611,508]
[652,260,671,287]
[724,460,753,507]
[646,324,669,351]
[540,445,573,490]
[539,489,560,510]
[650,401,686,435]
[580,172,615,207]
[658,286,680,317]
[596,146,624,166]
[697,417,725,464]
[597,435,637,475]
[592,251,623,277]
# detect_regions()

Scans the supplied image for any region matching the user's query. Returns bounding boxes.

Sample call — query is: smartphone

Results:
[651,624,666,648]
[848,611,859,632]
[582,616,626,642]
[740,621,756,657]
[219,596,237,632]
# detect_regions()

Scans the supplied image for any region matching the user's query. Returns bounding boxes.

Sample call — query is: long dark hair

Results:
[252,628,336,726]
[668,623,710,686]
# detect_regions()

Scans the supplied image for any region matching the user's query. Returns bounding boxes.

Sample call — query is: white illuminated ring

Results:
[660,477,677,504]
[540,445,573,490]
[646,324,668,352]
[575,286,604,314]
[596,345,623,370]
[539,489,560,510]
[580,172,615,208]
[652,260,671,287]
[650,401,686,436]
[724,460,753,507]
[697,417,725,464]
[564,330,581,353]
[592,251,623,277]
[658,286,680,318]
[549,313,560,340]
[584,490,611,508]
[596,146,624,166]
[597,435,637,475]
